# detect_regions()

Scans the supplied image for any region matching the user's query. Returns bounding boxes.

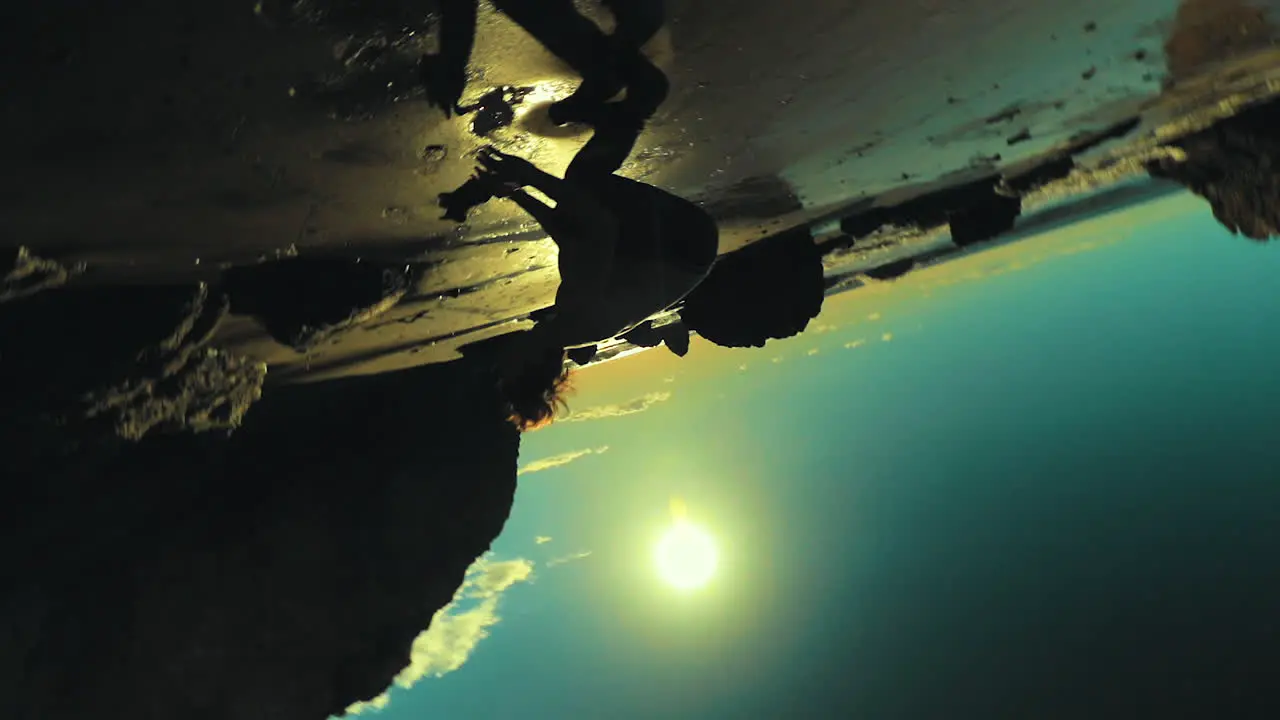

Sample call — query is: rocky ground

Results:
[6,0,1275,380]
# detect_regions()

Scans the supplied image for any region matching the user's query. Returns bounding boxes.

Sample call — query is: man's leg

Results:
[549,0,668,124]
[507,185,616,252]
[563,116,644,183]
[603,0,666,48]
[559,60,667,187]
[441,143,610,223]
[490,0,668,127]
[489,0,621,99]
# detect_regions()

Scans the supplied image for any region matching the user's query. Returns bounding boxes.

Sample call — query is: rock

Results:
[0,246,84,304]
[0,282,255,451]
[1147,98,1280,241]
[1,353,520,720]
[862,258,916,281]
[838,173,1021,248]
[223,256,411,352]
[950,192,1022,247]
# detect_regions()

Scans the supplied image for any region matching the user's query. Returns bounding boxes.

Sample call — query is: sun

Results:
[654,519,719,591]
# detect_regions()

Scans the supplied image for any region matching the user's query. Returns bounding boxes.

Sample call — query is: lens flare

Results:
[655,498,717,591]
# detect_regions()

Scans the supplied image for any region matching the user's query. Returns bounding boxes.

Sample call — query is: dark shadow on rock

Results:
[0,282,260,455]
[840,176,1023,249]
[1001,155,1077,195]
[1063,116,1142,156]
[679,228,824,348]
[1147,97,1280,240]
[842,116,1139,250]
[694,175,804,222]
[223,256,411,352]
[862,257,916,281]
[1,317,519,720]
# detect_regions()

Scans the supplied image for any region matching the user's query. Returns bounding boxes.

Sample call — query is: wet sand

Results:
[3,0,1280,384]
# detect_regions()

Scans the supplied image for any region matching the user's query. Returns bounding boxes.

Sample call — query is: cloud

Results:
[344,694,390,715]
[517,446,609,476]
[806,348,820,356]
[545,550,592,567]
[881,332,894,342]
[466,559,534,598]
[867,312,882,321]
[561,391,671,423]
[535,536,553,545]
[344,555,534,715]
[809,322,839,334]
[844,339,866,349]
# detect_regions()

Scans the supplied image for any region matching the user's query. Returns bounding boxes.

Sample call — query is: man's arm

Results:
[519,189,617,315]
[477,147,611,230]
[507,189,560,231]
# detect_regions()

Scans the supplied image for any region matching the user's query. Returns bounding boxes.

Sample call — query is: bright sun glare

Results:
[654,520,719,591]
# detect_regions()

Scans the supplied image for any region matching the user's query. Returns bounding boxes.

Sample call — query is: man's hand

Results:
[469,167,524,200]
[477,172,522,198]
[419,54,466,118]
[476,146,540,186]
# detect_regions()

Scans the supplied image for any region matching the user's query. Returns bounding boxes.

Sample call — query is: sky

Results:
[340,187,1280,719]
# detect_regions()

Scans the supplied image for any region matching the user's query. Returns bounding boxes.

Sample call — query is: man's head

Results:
[498,344,574,432]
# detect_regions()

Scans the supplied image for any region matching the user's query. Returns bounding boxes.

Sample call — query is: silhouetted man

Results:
[472,142,716,429]
[423,0,717,430]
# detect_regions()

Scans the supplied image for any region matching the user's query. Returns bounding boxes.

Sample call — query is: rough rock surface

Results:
[1148,97,1280,240]
[0,247,84,304]
[837,175,1022,247]
[0,281,265,451]
[1,357,520,720]
[224,257,413,352]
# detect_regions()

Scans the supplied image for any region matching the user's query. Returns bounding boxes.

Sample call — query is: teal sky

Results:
[343,188,1280,718]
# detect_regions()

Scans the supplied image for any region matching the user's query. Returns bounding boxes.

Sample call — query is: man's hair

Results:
[680,227,824,348]
[499,346,574,432]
